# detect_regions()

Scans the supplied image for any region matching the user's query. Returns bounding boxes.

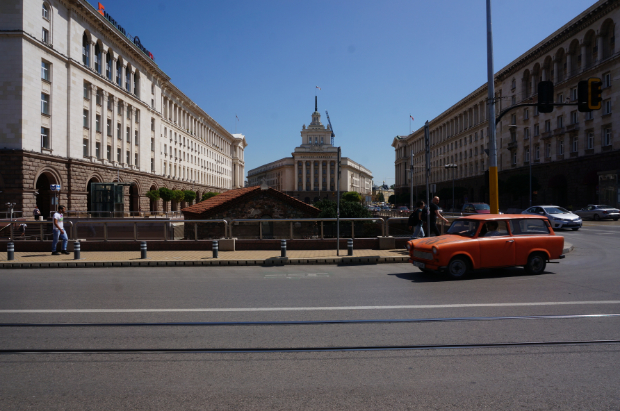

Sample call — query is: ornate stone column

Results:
[310,161,314,191]
[319,161,323,191]
[302,161,306,191]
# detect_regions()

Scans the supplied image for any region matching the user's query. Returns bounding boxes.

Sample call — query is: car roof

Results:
[458,214,547,221]
[530,205,560,207]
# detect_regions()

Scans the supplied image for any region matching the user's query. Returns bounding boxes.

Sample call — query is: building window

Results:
[125,69,131,92]
[96,142,101,159]
[83,109,89,128]
[83,82,90,99]
[151,158,155,172]
[117,123,121,140]
[603,72,611,88]
[106,119,112,136]
[82,33,89,66]
[511,95,516,106]
[106,52,112,80]
[557,93,563,103]
[116,62,122,87]
[135,110,139,123]
[117,101,122,115]
[133,72,139,96]
[96,89,102,105]
[107,145,111,161]
[134,153,139,167]
[126,150,131,165]
[117,148,121,163]
[534,124,539,136]
[41,93,49,115]
[557,116,563,129]
[535,145,540,160]
[545,143,551,158]
[524,108,529,119]
[135,130,139,145]
[534,105,539,116]
[42,28,49,43]
[571,136,578,153]
[107,96,113,111]
[83,139,89,157]
[587,132,594,149]
[603,128,612,146]
[570,110,578,124]
[525,147,530,163]
[42,3,49,19]
[126,127,130,143]
[41,61,50,81]
[151,118,155,131]
[558,139,564,155]
[585,111,594,121]
[604,99,612,115]
[41,127,50,149]
[524,127,530,139]
[151,138,155,152]
[127,106,131,120]
[95,114,101,132]
[94,43,101,74]
[512,152,517,165]
[545,120,551,132]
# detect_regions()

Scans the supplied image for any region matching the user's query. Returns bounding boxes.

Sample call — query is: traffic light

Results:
[578,78,602,112]
[538,81,554,113]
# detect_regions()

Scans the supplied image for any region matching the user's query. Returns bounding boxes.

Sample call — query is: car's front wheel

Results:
[446,257,469,280]
[525,253,547,275]
[593,214,600,221]
[571,228,579,231]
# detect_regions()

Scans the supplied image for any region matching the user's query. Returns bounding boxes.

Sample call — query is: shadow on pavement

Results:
[390,267,556,283]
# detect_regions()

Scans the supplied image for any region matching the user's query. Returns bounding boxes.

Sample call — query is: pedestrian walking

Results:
[51,205,69,255]
[427,196,449,237]
[407,200,425,241]
[33,206,41,220]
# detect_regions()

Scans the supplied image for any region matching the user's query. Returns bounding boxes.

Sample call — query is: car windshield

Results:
[447,220,480,237]
[474,204,490,210]
[543,207,570,214]
[596,205,613,209]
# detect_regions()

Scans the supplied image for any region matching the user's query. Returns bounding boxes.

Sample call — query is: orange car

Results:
[406,215,565,279]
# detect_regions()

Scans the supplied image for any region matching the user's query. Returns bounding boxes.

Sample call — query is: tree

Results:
[172,190,185,205]
[376,192,385,203]
[158,187,173,212]
[314,199,371,219]
[145,190,160,202]
[342,191,362,203]
[183,190,196,204]
[201,192,219,202]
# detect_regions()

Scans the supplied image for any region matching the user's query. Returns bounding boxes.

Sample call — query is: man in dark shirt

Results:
[428,196,449,236]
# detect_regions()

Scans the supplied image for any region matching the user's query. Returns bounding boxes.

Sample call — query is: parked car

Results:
[522,205,582,230]
[574,204,620,221]
[406,214,565,279]
[397,206,410,214]
[462,203,491,214]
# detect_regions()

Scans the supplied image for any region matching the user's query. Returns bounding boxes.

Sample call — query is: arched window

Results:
[106,51,112,80]
[133,71,139,96]
[94,43,101,74]
[116,59,122,87]
[82,33,90,66]
[125,64,131,92]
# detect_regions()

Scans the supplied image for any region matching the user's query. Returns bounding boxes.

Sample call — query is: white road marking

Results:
[1,301,620,313]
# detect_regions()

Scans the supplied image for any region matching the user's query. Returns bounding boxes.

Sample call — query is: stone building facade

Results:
[0,0,247,218]
[392,0,620,210]
[247,98,373,203]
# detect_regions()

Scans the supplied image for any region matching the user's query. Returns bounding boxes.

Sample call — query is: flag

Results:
[236,115,239,121]
[410,115,414,121]
[316,86,321,90]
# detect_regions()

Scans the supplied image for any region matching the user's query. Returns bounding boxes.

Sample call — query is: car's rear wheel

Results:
[571,228,579,231]
[614,218,619,221]
[593,214,600,221]
[525,253,547,275]
[446,257,469,280]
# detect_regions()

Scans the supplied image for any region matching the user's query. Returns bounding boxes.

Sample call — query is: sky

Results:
[92,0,598,186]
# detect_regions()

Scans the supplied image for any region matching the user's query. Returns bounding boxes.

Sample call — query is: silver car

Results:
[574,204,620,221]
[522,205,583,230]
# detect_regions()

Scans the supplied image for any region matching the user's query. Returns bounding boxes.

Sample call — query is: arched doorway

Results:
[86,177,101,214]
[149,185,158,212]
[130,183,139,216]
[35,173,55,219]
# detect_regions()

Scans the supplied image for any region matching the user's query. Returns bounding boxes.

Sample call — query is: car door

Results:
[585,205,595,219]
[478,220,515,268]
[509,218,554,265]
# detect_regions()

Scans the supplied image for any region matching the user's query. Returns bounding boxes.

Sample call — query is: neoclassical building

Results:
[0,0,247,217]
[393,0,620,210]
[247,98,373,203]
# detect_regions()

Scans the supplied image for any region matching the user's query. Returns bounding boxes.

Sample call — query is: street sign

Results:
[50,184,61,191]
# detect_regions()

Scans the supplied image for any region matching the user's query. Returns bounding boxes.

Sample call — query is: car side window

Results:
[509,219,550,235]
[480,220,509,237]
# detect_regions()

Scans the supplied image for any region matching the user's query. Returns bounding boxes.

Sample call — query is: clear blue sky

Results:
[92,0,597,186]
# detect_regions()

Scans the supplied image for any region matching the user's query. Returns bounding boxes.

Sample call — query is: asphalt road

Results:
[1,224,620,410]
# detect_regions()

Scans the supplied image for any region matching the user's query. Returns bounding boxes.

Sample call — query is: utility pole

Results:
[336,146,341,256]
[486,0,499,214]
[409,150,414,210]
[424,121,431,235]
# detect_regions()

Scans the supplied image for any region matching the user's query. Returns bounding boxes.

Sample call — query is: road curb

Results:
[0,256,411,269]
[563,241,574,255]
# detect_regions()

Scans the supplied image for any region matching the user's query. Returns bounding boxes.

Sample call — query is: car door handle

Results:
[506,240,514,243]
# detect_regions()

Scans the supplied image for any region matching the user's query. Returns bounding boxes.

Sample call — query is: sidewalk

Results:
[0,242,573,269]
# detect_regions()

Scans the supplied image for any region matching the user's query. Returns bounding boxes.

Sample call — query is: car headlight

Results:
[406,243,411,251]
[432,246,438,255]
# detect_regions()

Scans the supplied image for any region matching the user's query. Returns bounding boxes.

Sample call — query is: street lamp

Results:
[5,202,16,221]
[444,164,458,212]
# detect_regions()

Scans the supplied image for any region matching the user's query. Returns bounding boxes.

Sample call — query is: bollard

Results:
[212,240,219,258]
[281,239,287,258]
[74,241,81,260]
[347,238,353,256]
[140,241,147,259]
[7,242,14,261]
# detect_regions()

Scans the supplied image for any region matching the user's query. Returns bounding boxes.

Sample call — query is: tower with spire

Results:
[300,96,332,148]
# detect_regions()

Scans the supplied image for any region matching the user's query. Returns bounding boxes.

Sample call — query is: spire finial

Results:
[315,96,317,112]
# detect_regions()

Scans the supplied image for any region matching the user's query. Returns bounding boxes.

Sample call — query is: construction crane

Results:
[325,110,335,145]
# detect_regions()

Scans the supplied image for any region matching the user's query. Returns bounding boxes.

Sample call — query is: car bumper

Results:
[553,221,582,229]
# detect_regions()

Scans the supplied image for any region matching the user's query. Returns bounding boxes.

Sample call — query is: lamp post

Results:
[409,150,414,210]
[444,164,458,212]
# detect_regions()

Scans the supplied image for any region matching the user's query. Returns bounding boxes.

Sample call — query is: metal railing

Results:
[60,210,184,219]
[230,218,385,240]
[0,220,74,241]
[70,219,228,241]
[0,211,23,219]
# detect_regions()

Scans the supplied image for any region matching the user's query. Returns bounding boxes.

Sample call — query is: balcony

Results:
[553,127,565,136]
[566,123,579,132]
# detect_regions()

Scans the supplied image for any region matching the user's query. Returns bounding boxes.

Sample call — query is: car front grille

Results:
[413,250,433,260]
